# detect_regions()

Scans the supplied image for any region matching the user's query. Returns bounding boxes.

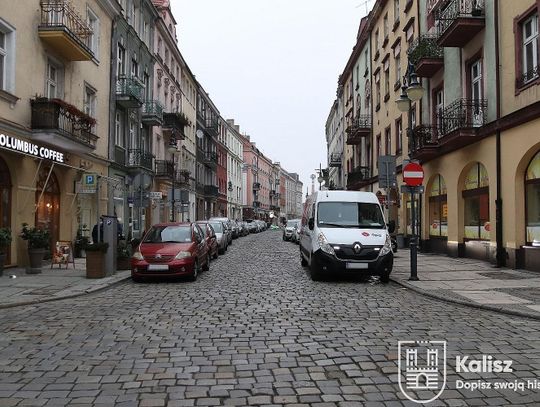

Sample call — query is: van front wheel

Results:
[309,254,324,281]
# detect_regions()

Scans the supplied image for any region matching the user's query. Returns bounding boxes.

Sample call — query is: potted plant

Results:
[85,242,109,278]
[116,241,131,270]
[20,223,50,273]
[0,227,12,276]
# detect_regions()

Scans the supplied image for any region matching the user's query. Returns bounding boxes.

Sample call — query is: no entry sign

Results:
[403,162,424,186]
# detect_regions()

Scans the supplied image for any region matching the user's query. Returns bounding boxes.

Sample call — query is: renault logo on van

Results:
[353,243,362,254]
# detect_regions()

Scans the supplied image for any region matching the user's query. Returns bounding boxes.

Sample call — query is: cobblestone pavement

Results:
[1,230,540,406]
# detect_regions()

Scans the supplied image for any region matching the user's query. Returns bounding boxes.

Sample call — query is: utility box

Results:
[101,215,117,276]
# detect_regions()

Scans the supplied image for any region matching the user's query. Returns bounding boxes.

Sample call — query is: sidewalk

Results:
[0,258,131,309]
[391,249,540,320]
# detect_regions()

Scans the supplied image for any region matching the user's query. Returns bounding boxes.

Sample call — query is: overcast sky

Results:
[170,0,374,196]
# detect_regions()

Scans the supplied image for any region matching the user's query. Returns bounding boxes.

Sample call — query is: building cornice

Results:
[95,0,122,17]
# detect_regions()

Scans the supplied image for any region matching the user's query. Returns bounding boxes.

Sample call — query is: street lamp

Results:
[395,60,424,281]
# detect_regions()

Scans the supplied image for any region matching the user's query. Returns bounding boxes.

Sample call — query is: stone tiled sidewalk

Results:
[0,258,131,308]
[392,249,540,319]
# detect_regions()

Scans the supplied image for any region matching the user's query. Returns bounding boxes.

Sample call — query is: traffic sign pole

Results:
[402,162,424,281]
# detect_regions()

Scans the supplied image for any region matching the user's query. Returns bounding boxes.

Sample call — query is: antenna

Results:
[355,0,373,14]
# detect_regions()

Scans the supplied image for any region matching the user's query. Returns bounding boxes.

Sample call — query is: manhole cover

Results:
[478,272,528,280]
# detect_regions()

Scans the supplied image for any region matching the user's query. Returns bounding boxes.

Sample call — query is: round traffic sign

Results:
[403,162,424,186]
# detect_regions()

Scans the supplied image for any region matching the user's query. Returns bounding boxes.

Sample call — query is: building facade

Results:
[225,119,243,221]
[0,0,120,265]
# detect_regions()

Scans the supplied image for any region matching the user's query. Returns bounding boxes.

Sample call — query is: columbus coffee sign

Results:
[0,134,65,163]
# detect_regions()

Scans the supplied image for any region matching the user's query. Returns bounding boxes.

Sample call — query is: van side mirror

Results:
[308,218,315,230]
[387,220,396,234]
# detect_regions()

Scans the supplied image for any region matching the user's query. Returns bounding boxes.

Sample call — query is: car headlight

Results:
[317,232,335,256]
[380,234,392,256]
[132,251,144,260]
[175,251,192,260]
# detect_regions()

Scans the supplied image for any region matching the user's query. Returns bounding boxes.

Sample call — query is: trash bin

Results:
[396,233,405,249]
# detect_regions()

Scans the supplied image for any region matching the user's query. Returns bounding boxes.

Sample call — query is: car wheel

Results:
[309,254,324,281]
[203,254,210,271]
[300,252,308,267]
[283,235,286,241]
[391,238,398,253]
[379,264,392,283]
[190,261,199,281]
[218,247,225,255]
[213,248,218,259]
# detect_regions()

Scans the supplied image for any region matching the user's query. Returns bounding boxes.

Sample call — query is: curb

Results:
[0,274,132,310]
[390,277,540,321]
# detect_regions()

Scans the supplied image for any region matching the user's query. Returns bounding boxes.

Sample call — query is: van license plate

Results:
[148,264,169,271]
[346,263,368,270]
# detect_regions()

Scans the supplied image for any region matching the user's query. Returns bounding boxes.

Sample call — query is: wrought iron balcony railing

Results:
[347,166,371,186]
[408,34,444,65]
[436,0,485,46]
[38,0,93,61]
[204,185,219,197]
[155,160,173,178]
[163,112,189,132]
[440,98,487,136]
[142,101,164,125]
[31,98,97,148]
[346,115,371,144]
[202,151,217,166]
[116,76,144,104]
[127,149,154,170]
[411,125,440,152]
[516,66,540,89]
[329,153,342,167]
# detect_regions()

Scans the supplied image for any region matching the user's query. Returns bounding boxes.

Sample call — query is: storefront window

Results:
[462,163,490,240]
[35,167,60,250]
[526,151,540,244]
[429,175,448,237]
[0,157,11,263]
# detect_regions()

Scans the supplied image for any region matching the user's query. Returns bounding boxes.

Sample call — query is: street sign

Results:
[403,162,424,186]
[401,185,425,194]
[378,155,397,189]
[149,192,163,199]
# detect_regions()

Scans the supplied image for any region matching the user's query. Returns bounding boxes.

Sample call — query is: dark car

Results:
[196,221,219,260]
[131,222,210,282]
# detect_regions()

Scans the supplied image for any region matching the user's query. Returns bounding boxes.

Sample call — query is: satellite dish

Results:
[196,130,204,139]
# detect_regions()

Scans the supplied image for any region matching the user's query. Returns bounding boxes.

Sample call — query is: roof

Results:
[311,190,379,204]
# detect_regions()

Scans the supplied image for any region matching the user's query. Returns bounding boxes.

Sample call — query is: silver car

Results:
[209,221,228,254]
[209,217,233,244]
[283,219,299,241]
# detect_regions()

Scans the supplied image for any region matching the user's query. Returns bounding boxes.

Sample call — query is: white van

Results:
[299,190,395,282]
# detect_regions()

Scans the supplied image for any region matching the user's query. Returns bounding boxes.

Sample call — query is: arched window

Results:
[526,151,540,244]
[429,175,447,237]
[463,163,489,240]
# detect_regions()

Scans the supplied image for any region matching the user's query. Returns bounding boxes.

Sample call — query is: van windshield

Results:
[317,202,385,229]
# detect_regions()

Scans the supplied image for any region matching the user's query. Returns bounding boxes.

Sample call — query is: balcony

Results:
[346,115,371,145]
[30,98,97,154]
[142,101,164,126]
[116,77,144,108]
[205,118,219,137]
[408,35,444,78]
[253,182,261,191]
[127,149,154,171]
[38,0,93,61]
[202,151,217,168]
[346,166,371,190]
[154,160,173,179]
[411,126,440,162]
[436,0,485,47]
[441,98,487,136]
[329,153,342,167]
[163,112,189,139]
[204,185,219,198]
[174,170,191,187]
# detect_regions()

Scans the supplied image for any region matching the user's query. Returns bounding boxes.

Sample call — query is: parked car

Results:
[230,221,240,239]
[131,222,210,282]
[239,221,249,236]
[247,221,258,233]
[209,217,233,244]
[283,219,299,241]
[299,191,395,282]
[208,221,228,254]
[196,221,219,260]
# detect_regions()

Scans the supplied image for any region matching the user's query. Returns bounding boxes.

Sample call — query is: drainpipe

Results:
[494,0,505,267]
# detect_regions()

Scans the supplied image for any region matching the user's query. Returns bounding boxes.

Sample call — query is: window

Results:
[429,175,448,237]
[117,43,125,76]
[385,127,391,155]
[83,84,96,119]
[394,0,400,22]
[46,60,62,98]
[115,111,124,147]
[0,19,15,93]
[375,29,379,49]
[522,14,539,83]
[375,71,381,107]
[526,150,540,244]
[376,134,381,165]
[157,37,162,58]
[131,54,138,79]
[396,118,402,154]
[383,14,389,39]
[463,163,490,240]
[470,59,483,126]
[129,121,136,149]
[384,59,390,98]
[434,88,444,136]
[87,8,99,57]
[143,20,149,46]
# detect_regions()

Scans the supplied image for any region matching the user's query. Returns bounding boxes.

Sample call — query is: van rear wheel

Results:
[300,252,308,267]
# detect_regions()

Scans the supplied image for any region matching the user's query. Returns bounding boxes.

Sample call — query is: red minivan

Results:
[131,222,210,282]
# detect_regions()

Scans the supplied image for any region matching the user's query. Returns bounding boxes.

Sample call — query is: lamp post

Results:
[168,136,179,222]
[395,60,424,281]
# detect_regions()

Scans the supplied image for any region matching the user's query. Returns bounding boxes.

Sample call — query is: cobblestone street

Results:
[1,230,540,406]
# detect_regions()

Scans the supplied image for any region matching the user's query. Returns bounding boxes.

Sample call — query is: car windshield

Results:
[142,226,192,243]
[317,202,385,229]
[287,221,299,228]
[210,222,223,233]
